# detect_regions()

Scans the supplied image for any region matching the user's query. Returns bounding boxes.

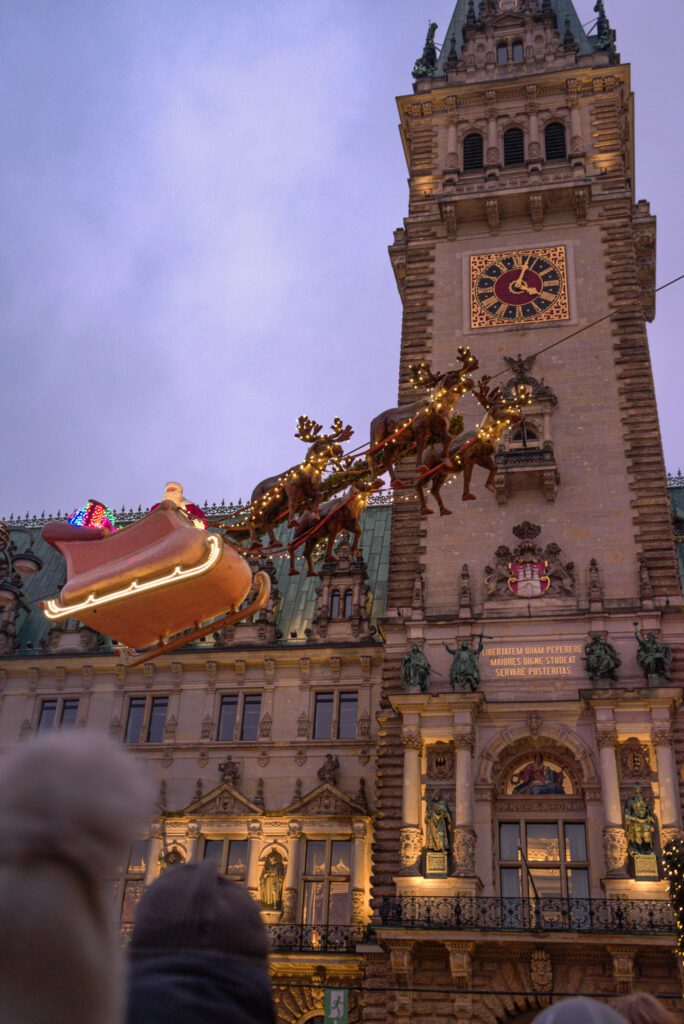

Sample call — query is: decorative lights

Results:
[664,836,684,961]
[68,499,118,532]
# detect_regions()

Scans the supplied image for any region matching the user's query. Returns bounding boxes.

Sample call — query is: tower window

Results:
[512,40,524,62]
[330,590,340,618]
[343,589,353,618]
[496,43,508,65]
[545,121,567,161]
[463,133,484,171]
[504,127,525,166]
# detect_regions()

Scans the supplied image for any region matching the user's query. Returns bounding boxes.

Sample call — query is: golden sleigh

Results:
[41,502,270,666]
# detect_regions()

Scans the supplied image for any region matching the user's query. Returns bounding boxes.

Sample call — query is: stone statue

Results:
[412,22,438,79]
[623,785,657,856]
[633,624,672,682]
[443,635,485,692]
[583,634,621,683]
[401,643,431,692]
[259,849,285,910]
[425,791,452,853]
[512,754,565,795]
[317,754,340,786]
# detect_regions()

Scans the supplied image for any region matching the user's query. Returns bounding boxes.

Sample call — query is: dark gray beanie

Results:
[129,862,270,962]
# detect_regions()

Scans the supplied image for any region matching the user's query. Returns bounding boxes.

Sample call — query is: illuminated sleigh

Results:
[41,502,270,666]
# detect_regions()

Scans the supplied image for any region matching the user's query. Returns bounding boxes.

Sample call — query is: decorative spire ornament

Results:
[466,0,477,26]
[594,0,614,52]
[563,17,579,52]
[445,33,459,71]
[412,21,439,79]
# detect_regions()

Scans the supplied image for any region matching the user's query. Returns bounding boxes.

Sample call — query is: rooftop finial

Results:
[594,0,615,52]
[466,0,477,26]
[412,21,439,79]
[445,33,459,71]
[563,16,579,52]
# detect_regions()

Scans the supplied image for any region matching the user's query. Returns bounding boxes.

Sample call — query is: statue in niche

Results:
[259,849,285,911]
[443,634,486,692]
[401,643,431,692]
[633,624,672,682]
[583,634,621,683]
[512,753,565,795]
[425,791,452,853]
[624,785,657,856]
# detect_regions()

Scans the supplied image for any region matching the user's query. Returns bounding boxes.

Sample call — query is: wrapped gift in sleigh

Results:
[40,502,270,666]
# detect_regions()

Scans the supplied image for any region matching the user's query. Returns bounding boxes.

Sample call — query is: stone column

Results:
[569,98,582,155]
[453,731,476,875]
[526,88,541,161]
[399,730,423,876]
[652,722,683,845]
[185,820,201,862]
[596,723,628,877]
[281,819,302,922]
[485,92,500,166]
[447,119,458,170]
[246,819,263,900]
[145,828,163,885]
[351,819,368,925]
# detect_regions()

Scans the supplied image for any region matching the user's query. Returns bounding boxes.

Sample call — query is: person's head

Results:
[0,731,153,1024]
[613,991,676,1024]
[163,481,184,506]
[127,862,276,1024]
[533,996,628,1023]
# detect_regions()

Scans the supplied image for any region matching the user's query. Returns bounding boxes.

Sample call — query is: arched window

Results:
[509,422,540,450]
[343,589,353,618]
[512,40,524,62]
[545,121,567,160]
[504,127,525,166]
[496,42,509,65]
[330,590,340,618]
[463,132,484,171]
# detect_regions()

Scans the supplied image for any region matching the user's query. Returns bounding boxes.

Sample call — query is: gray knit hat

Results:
[129,861,270,962]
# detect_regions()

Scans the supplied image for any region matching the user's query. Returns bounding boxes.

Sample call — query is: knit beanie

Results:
[129,861,270,962]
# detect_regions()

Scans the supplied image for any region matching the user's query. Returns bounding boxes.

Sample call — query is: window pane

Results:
[330,590,340,618]
[125,699,146,743]
[343,590,353,618]
[303,880,325,925]
[147,697,168,743]
[121,879,145,926]
[328,881,351,925]
[128,839,148,873]
[313,694,334,740]
[526,823,560,862]
[241,695,261,741]
[564,823,587,863]
[337,693,357,740]
[331,841,351,875]
[37,700,57,732]
[306,841,327,876]
[499,823,521,862]
[497,43,508,64]
[227,840,248,880]
[463,133,484,172]
[217,696,238,741]
[504,127,525,166]
[501,867,521,898]
[60,699,79,728]
[545,121,567,160]
[204,840,224,865]
[569,868,590,900]
[529,868,562,897]
[512,40,524,61]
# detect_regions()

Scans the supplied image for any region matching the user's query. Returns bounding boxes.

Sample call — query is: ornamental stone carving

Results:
[218,756,240,787]
[351,888,365,925]
[619,738,652,780]
[427,743,455,781]
[596,725,618,749]
[530,949,553,995]
[452,826,476,875]
[651,724,674,748]
[401,731,423,752]
[603,826,628,877]
[453,732,475,753]
[661,827,684,849]
[399,827,423,875]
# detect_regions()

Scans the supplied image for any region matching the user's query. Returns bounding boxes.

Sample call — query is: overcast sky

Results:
[1,0,682,517]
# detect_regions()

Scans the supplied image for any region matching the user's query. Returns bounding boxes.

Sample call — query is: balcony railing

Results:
[378,896,675,935]
[267,923,366,953]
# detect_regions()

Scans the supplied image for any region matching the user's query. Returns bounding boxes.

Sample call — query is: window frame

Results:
[311,690,359,741]
[117,838,149,933]
[301,837,353,928]
[462,132,484,172]
[201,836,249,881]
[496,42,509,65]
[36,696,80,732]
[497,817,589,901]
[544,120,568,161]
[214,691,263,742]
[124,695,169,744]
[503,126,526,167]
[511,39,524,62]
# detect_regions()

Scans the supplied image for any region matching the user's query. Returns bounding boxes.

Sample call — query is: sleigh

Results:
[40,502,270,666]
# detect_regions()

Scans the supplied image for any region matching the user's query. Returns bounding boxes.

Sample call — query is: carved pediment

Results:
[281,782,368,818]
[183,782,262,817]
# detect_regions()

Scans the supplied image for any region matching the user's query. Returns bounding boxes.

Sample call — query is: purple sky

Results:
[2,0,682,518]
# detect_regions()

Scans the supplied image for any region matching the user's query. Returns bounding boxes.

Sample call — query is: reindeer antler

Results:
[473,375,502,409]
[457,346,480,373]
[409,361,440,388]
[295,416,324,442]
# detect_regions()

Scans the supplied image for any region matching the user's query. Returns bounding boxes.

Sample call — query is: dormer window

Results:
[463,133,484,172]
[545,122,567,161]
[504,127,525,166]
[496,43,508,65]
[512,40,524,62]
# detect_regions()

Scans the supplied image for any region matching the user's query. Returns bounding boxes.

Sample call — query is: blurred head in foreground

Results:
[534,997,629,1023]
[613,991,676,1024]
[126,861,276,1024]
[0,731,152,1024]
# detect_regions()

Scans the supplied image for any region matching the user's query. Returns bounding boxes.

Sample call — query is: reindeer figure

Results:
[225,417,353,548]
[367,347,479,487]
[288,480,375,577]
[415,378,531,516]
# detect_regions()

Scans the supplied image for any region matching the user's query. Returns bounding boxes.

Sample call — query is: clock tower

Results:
[372,2,684,1020]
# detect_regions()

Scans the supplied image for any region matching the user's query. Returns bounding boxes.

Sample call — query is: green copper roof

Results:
[435,0,596,71]
[6,504,393,656]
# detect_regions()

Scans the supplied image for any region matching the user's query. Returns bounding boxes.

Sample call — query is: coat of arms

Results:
[508,559,550,598]
[486,522,574,601]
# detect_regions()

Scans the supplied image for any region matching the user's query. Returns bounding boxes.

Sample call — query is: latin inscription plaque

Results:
[483,643,583,679]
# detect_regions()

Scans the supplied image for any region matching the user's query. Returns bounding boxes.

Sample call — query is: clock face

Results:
[498,0,520,10]
[470,246,570,329]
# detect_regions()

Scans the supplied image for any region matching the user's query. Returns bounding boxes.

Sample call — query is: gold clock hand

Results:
[510,257,530,294]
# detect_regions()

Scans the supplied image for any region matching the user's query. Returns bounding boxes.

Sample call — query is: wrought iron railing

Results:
[267,923,366,953]
[495,447,556,469]
[378,896,674,935]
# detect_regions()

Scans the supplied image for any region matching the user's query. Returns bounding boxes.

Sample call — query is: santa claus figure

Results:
[151,482,207,530]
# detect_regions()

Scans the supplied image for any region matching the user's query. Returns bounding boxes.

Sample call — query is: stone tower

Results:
[371,3,684,1021]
